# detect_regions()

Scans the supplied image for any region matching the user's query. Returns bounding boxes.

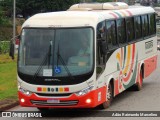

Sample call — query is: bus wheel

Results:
[135,69,143,91]
[37,107,49,111]
[102,83,113,109]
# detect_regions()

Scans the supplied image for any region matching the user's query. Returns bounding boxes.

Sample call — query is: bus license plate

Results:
[47,99,60,103]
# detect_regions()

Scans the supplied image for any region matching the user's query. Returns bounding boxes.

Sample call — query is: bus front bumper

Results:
[18,87,106,108]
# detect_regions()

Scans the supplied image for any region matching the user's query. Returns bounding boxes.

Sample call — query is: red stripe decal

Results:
[125,10,132,16]
[114,79,119,95]
[109,13,118,19]
[136,63,140,84]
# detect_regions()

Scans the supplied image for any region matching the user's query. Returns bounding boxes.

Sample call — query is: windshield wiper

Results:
[56,44,74,80]
[48,40,52,68]
[33,41,52,79]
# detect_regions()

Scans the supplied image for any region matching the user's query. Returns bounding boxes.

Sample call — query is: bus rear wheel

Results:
[101,83,113,109]
[135,69,143,91]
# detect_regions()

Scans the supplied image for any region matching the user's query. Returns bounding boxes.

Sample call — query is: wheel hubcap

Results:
[107,86,111,100]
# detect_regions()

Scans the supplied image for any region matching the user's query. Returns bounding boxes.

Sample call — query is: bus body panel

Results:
[97,37,157,96]
[18,75,97,95]
[18,4,157,109]
[18,86,107,108]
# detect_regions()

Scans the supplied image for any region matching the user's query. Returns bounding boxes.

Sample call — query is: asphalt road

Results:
[1,52,160,120]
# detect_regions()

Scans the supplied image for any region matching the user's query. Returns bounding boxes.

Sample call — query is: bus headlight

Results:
[75,85,94,96]
[18,84,32,96]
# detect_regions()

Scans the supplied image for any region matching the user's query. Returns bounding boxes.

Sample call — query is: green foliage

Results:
[96,0,113,2]
[1,0,114,18]
[1,0,81,18]
[0,18,12,27]
[0,41,10,54]
[80,0,112,2]
[0,0,12,17]
[154,4,160,7]
[0,4,12,27]
[0,26,13,41]
[0,6,4,24]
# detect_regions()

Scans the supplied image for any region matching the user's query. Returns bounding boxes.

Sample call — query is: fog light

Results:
[86,99,91,104]
[21,98,25,103]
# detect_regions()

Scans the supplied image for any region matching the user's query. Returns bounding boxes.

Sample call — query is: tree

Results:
[1,0,12,17]
[96,0,113,2]
[81,0,112,2]
[0,6,7,25]
[1,0,113,19]
[0,6,3,24]
[15,0,81,18]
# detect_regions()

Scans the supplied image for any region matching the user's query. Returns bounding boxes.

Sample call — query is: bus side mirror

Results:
[9,41,15,60]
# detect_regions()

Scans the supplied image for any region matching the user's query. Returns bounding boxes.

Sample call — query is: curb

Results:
[0,101,19,111]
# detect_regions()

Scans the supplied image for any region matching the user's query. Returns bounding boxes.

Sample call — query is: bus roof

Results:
[22,5,155,28]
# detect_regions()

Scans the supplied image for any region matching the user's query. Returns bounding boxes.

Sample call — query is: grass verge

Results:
[0,54,17,100]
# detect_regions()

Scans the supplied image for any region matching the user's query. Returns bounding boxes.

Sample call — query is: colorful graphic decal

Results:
[37,87,69,93]
[114,44,139,95]
[108,10,135,95]
[109,10,132,19]
[109,13,118,19]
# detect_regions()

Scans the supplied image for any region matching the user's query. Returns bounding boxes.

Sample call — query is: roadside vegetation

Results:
[0,54,17,100]
[0,41,10,54]
[0,0,131,104]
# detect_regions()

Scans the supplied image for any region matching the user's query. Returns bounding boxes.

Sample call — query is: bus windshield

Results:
[18,28,94,78]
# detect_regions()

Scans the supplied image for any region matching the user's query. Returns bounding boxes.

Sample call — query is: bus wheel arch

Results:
[135,63,144,91]
[100,78,114,109]
[141,63,144,79]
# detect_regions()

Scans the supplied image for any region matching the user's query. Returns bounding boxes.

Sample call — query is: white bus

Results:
[12,2,157,110]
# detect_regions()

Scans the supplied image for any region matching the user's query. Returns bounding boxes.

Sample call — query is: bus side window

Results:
[142,15,149,37]
[106,20,118,50]
[126,17,135,42]
[96,21,106,75]
[97,21,105,40]
[148,13,156,35]
[96,21,106,65]
[117,19,126,45]
[135,16,142,39]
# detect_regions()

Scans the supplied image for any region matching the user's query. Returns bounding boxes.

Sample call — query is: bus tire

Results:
[135,68,143,91]
[101,82,113,109]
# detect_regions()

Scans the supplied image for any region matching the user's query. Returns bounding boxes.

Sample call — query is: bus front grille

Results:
[30,100,79,106]
[35,93,72,97]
